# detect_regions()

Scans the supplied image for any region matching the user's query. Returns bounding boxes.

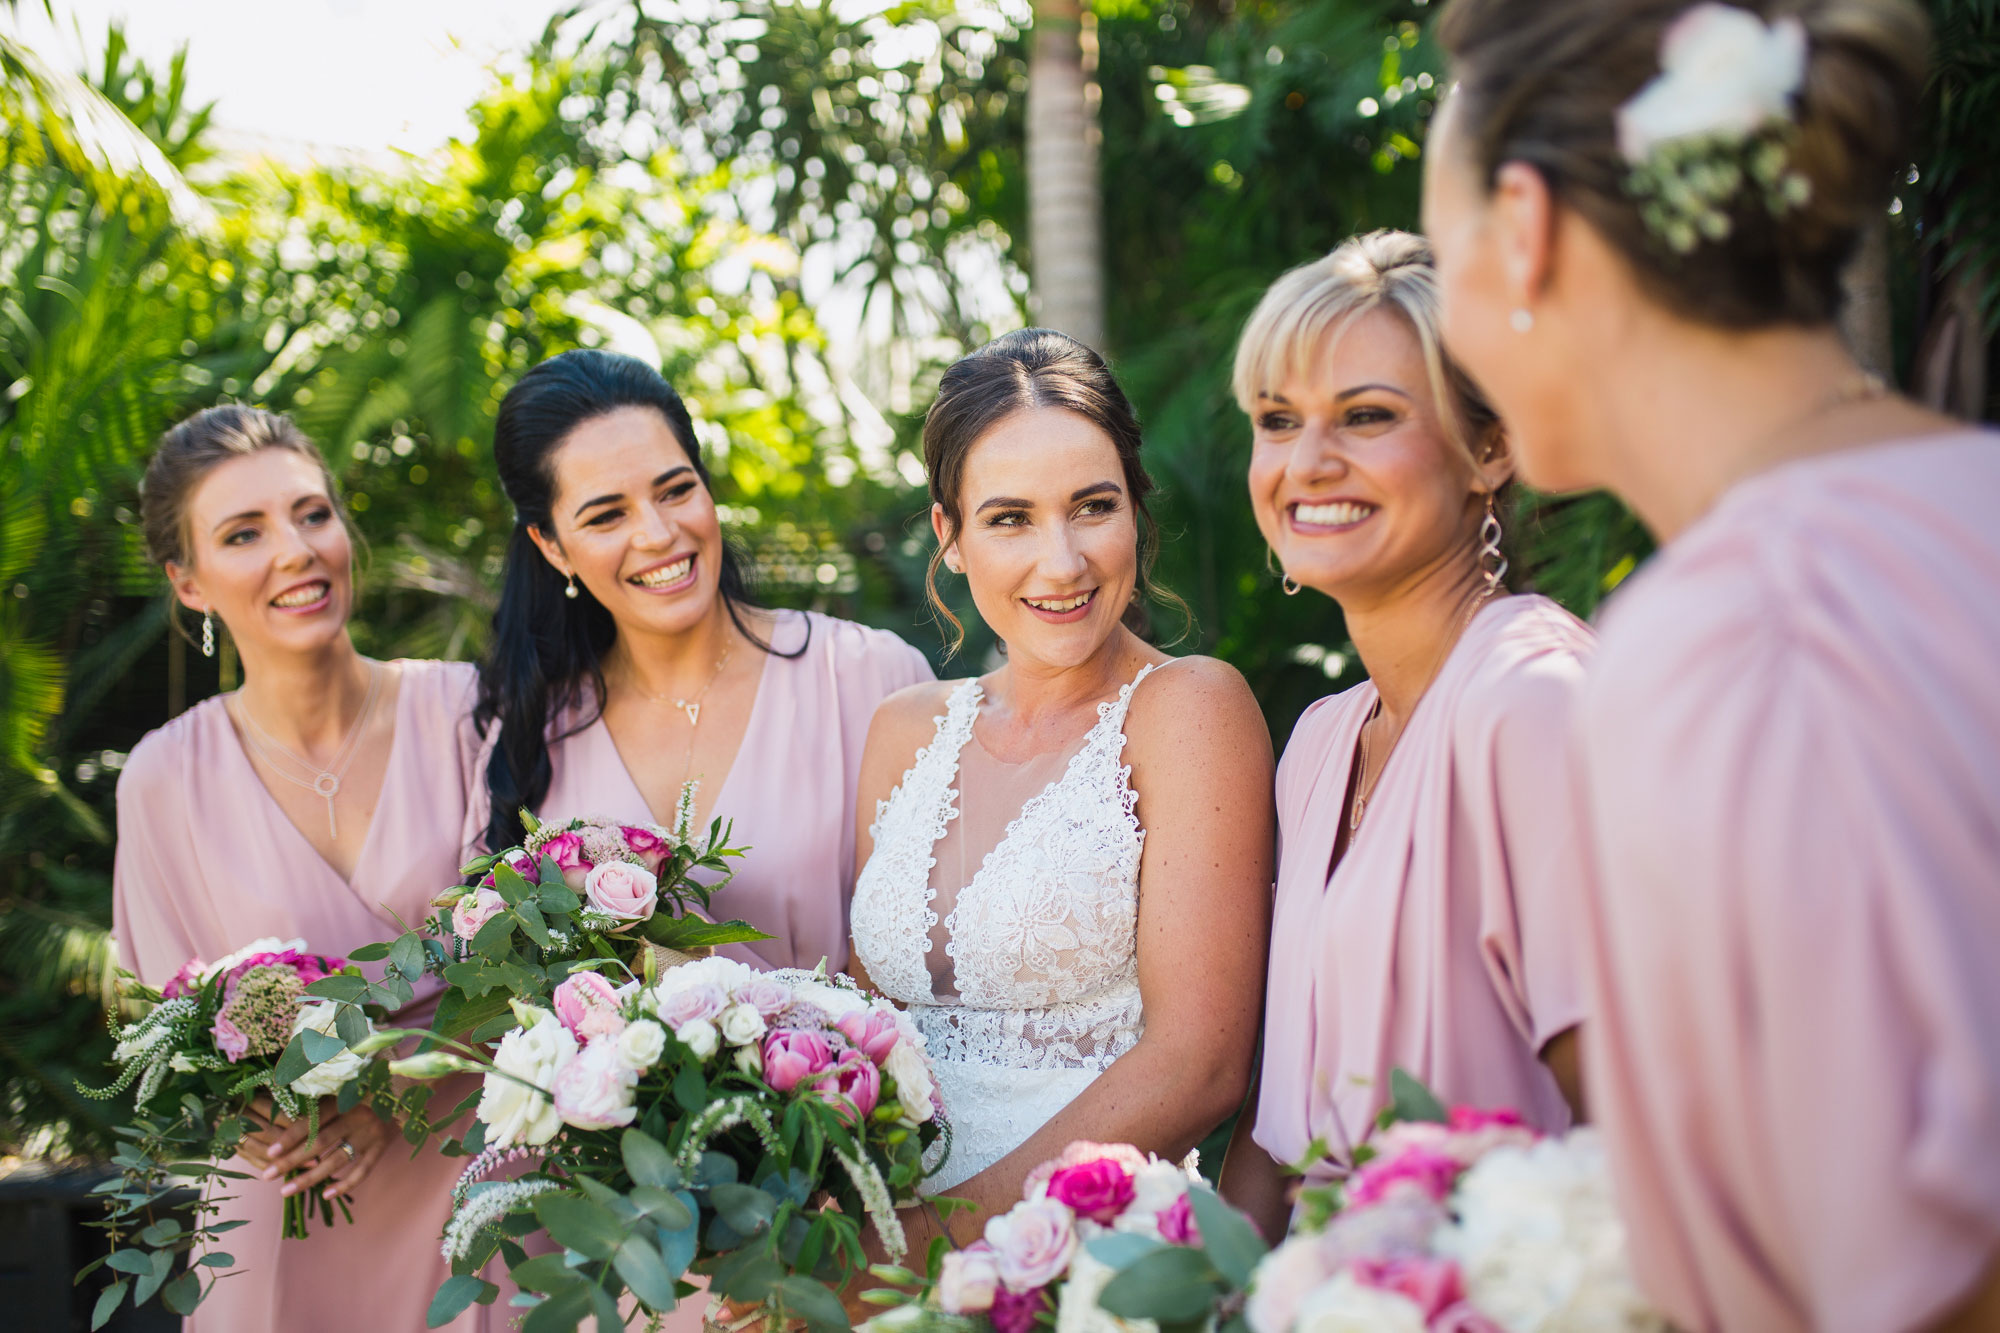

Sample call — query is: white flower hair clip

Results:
[1617,3,1813,255]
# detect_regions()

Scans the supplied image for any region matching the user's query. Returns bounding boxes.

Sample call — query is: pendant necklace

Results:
[625,637,734,780]
[234,661,384,840]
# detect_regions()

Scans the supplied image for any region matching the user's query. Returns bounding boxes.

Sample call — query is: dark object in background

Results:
[0,1165,183,1333]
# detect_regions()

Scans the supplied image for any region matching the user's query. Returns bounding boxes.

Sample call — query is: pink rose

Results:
[162,957,207,1000]
[833,1008,901,1066]
[1023,1141,1151,1201]
[1432,1302,1507,1333]
[453,886,508,940]
[621,825,672,875]
[550,1038,638,1130]
[553,971,624,1038]
[654,983,727,1030]
[583,861,658,926]
[543,831,590,889]
[210,1012,250,1062]
[822,1052,880,1124]
[762,1029,835,1093]
[984,1197,1077,1292]
[988,1286,1049,1333]
[1351,1256,1466,1322]
[733,975,795,1020]
[1157,1192,1201,1246]
[937,1242,1001,1314]
[1045,1158,1137,1225]
[1347,1146,1462,1209]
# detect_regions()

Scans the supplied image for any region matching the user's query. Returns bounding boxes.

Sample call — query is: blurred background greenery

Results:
[0,0,1993,1164]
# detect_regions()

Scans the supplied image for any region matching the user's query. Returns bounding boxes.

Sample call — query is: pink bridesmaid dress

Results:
[112,658,502,1332]
[1575,433,2000,1333]
[1252,594,1594,1184]
[470,609,933,974]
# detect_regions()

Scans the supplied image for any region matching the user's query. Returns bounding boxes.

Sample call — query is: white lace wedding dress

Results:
[850,665,1160,1193]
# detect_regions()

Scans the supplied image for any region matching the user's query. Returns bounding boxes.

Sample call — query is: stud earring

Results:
[1509,308,1534,333]
[564,574,579,600]
[201,612,215,658]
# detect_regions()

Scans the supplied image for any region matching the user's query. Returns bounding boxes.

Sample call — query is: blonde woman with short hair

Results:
[1216,231,1593,1241]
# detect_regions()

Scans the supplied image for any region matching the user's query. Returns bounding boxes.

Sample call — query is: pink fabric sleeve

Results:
[454,676,500,864]
[110,732,204,987]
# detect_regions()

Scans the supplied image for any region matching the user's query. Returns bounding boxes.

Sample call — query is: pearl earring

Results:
[564,574,579,599]
[1509,308,1535,333]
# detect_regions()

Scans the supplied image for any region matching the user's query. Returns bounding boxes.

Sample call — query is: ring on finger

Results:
[338,1140,356,1161]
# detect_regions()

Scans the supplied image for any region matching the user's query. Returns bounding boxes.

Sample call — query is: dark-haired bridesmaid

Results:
[465,348,933,977]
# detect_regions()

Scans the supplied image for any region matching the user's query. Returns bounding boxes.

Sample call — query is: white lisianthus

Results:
[1055,1249,1158,1333]
[1290,1272,1428,1333]
[675,1018,720,1061]
[1246,1237,1338,1333]
[734,1044,763,1076]
[718,1003,767,1047]
[1617,4,1807,162]
[287,1000,370,1098]
[615,1020,667,1073]
[479,1011,578,1148]
[1434,1129,1667,1333]
[882,1039,935,1125]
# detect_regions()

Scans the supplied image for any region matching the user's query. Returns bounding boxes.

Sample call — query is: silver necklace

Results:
[234,661,384,839]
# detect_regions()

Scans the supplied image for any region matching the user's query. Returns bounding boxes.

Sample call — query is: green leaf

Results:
[492,862,532,907]
[709,1248,782,1303]
[334,1004,370,1046]
[133,1248,175,1308]
[508,1252,580,1292]
[389,932,427,981]
[1389,1067,1449,1125]
[104,1250,152,1276]
[672,1064,709,1114]
[521,1280,593,1333]
[136,1218,182,1246]
[471,911,518,955]
[513,901,553,950]
[772,1275,851,1332]
[534,1193,628,1262]
[347,941,393,962]
[90,1281,127,1330]
[630,1186,694,1231]
[709,1183,776,1235]
[1097,1247,1223,1323]
[621,1129,680,1191]
[642,915,772,950]
[1085,1232,1166,1271]
[271,1033,314,1088]
[612,1235,681,1310]
[427,1273,498,1327]
[1187,1189,1268,1286]
[197,1253,234,1268]
[300,1029,346,1063]
[305,974,371,1003]
[536,881,581,914]
[159,1271,202,1315]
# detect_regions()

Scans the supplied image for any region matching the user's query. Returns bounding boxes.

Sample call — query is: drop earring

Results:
[1478,494,1509,593]
[1509,308,1535,333]
[564,574,579,600]
[201,612,215,658]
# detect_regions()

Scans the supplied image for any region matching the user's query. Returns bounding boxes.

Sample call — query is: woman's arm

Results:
[932,657,1278,1232]
[1217,1064,1291,1243]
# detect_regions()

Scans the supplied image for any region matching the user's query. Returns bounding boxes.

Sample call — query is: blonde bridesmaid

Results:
[1217,233,1593,1242]
[1426,0,1999,1328]
[113,406,502,1329]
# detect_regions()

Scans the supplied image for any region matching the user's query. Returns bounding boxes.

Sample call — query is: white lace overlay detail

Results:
[851,665,1157,1194]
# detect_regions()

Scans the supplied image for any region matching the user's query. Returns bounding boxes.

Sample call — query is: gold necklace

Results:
[623,639,734,727]
[234,661,384,840]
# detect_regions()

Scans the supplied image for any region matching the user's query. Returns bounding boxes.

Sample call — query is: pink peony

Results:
[162,957,206,1000]
[621,825,672,875]
[583,861,658,926]
[1023,1141,1151,1201]
[210,1012,250,1062]
[987,1287,1049,1333]
[553,971,625,1039]
[1347,1146,1463,1209]
[550,1038,638,1130]
[823,1052,880,1124]
[833,1008,901,1066]
[937,1242,1001,1314]
[1432,1303,1508,1333]
[733,975,795,1020]
[1157,1192,1202,1246]
[984,1197,1077,1292]
[762,1029,835,1093]
[653,983,728,1030]
[1351,1256,1466,1322]
[542,831,590,889]
[453,886,508,940]
[1045,1158,1137,1225]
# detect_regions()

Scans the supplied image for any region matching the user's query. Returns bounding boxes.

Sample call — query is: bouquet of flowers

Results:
[391,958,949,1331]
[76,937,415,1328]
[861,1140,1268,1333]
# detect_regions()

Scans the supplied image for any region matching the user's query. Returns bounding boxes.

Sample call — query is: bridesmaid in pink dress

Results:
[1427,2,1999,1329]
[1215,233,1592,1242]
[113,407,502,1330]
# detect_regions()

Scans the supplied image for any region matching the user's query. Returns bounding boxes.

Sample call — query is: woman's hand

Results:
[840,1204,952,1323]
[245,1100,396,1201]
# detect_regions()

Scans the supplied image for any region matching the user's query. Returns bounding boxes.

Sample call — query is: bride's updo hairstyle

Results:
[921,327,1188,655]
[1436,0,1928,328]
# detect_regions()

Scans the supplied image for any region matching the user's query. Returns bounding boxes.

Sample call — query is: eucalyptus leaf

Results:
[1187,1188,1268,1286]
[347,941,393,962]
[428,1273,499,1327]
[1097,1246,1223,1323]
[492,862,532,908]
[536,881,581,914]
[271,1032,314,1088]
[612,1235,681,1310]
[772,1274,851,1332]
[621,1129,680,1191]
[90,1280,127,1330]
[300,1029,346,1063]
[1389,1067,1449,1124]
[132,1248,174,1308]
[334,1004,369,1046]
[389,932,427,981]
[508,1252,580,1292]
[1085,1232,1166,1271]
[159,1271,203,1316]
[471,911,518,955]
[534,1193,628,1262]
[520,1280,593,1333]
[630,1186,694,1231]
[709,1182,776,1235]
[104,1250,152,1276]
[304,974,371,1003]
[513,901,553,950]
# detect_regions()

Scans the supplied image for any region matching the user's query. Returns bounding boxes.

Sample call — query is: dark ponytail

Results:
[473,349,799,854]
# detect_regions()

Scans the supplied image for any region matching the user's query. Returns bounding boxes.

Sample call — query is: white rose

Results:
[675,1018,720,1061]
[202,937,306,982]
[653,956,755,998]
[1290,1273,1428,1333]
[882,1039,934,1126]
[1617,5,1807,162]
[734,1044,763,1076]
[615,1020,667,1072]
[718,1003,767,1047]
[287,1000,370,1098]
[478,1011,578,1148]
[1055,1249,1157,1333]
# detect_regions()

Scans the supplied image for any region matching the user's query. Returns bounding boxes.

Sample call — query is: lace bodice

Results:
[851,666,1156,1075]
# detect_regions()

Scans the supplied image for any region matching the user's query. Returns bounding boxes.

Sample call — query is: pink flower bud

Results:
[552,971,624,1038]
[833,1007,901,1066]
[761,1029,834,1093]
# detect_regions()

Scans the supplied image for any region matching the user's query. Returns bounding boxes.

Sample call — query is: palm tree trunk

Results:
[1027,0,1105,350]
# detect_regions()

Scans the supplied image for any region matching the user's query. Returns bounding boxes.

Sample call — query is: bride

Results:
[849,328,1275,1252]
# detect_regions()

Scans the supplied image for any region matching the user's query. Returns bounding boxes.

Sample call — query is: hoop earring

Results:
[1281,575,1302,597]
[1478,494,1509,593]
[201,612,215,658]
[564,574,579,600]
